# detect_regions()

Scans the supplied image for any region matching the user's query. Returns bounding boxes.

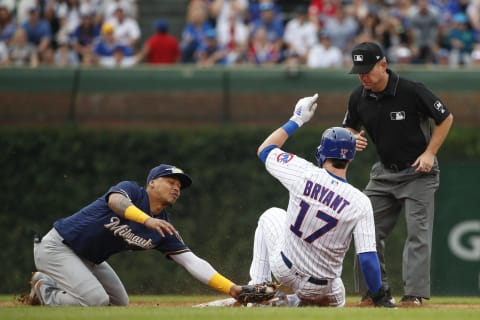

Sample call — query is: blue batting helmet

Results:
[315,127,356,167]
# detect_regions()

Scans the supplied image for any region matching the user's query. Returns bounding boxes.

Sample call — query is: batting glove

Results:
[289,93,319,127]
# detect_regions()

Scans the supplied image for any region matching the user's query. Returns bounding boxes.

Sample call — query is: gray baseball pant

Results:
[33,228,129,306]
[354,161,439,299]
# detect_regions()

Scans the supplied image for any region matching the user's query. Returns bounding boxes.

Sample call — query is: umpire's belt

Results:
[383,162,412,172]
[280,251,328,286]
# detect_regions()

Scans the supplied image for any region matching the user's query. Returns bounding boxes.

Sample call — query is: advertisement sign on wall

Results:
[432,164,480,295]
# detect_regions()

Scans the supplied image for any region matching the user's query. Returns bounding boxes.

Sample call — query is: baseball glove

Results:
[236,282,279,305]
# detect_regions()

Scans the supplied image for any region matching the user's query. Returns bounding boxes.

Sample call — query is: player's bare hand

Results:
[229,285,242,300]
[355,130,368,152]
[290,93,319,127]
[412,151,435,173]
[144,217,176,237]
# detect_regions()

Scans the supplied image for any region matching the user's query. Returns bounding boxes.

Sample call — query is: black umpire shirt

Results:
[343,69,451,170]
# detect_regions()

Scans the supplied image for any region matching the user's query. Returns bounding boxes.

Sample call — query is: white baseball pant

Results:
[249,207,345,307]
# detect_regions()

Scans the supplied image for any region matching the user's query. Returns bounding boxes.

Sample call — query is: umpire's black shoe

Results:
[400,295,423,307]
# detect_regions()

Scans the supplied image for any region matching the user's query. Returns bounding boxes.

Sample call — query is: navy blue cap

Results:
[154,19,169,32]
[147,164,192,189]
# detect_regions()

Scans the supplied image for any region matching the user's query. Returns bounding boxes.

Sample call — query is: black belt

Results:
[384,162,412,172]
[280,251,328,286]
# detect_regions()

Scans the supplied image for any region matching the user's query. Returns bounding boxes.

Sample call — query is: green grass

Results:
[0,295,478,320]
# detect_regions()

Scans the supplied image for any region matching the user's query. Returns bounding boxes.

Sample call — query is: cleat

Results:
[399,295,422,307]
[28,272,45,306]
[28,280,44,305]
[359,287,394,306]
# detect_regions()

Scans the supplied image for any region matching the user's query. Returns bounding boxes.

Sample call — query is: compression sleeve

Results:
[124,205,150,224]
[258,145,278,163]
[170,251,234,294]
[358,251,382,294]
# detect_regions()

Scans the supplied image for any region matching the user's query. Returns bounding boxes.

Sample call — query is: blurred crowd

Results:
[1,0,480,68]
[0,0,139,67]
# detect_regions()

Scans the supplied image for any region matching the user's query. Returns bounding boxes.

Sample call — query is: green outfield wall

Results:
[432,164,480,296]
[1,66,480,128]
[0,126,479,297]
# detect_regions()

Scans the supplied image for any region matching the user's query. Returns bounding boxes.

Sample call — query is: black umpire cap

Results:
[349,42,385,74]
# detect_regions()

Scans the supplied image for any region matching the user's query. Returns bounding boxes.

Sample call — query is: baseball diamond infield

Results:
[1,295,479,320]
[2,294,479,309]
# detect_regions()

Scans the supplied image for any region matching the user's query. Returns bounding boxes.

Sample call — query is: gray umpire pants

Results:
[354,161,439,299]
[33,228,129,306]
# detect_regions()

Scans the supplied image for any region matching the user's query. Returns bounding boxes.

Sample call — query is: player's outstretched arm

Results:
[170,252,277,304]
[257,93,318,160]
[171,251,237,293]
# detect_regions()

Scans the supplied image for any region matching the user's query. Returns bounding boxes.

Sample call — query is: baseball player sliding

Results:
[247,93,396,307]
[27,164,271,306]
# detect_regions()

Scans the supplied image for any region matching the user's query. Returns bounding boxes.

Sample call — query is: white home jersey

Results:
[265,148,376,279]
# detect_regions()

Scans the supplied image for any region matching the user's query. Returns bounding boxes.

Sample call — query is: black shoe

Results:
[400,295,422,307]
[384,288,394,304]
[360,287,395,304]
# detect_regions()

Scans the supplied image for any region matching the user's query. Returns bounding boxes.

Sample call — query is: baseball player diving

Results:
[247,94,395,307]
[27,164,269,306]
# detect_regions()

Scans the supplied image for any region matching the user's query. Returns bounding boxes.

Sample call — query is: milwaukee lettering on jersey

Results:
[303,180,351,214]
[104,217,155,249]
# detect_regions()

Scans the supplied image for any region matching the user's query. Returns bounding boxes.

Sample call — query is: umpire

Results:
[343,42,454,306]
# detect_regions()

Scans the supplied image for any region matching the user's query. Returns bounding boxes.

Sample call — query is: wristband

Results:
[124,205,150,224]
[208,272,235,294]
[282,120,300,136]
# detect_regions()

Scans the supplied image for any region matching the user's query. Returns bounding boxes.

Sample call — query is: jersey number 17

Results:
[290,200,338,243]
